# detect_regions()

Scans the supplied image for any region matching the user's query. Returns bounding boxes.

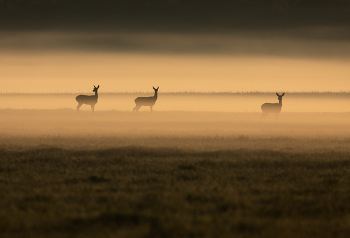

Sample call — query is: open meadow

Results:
[2,0,350,236]
[1,96,350,237]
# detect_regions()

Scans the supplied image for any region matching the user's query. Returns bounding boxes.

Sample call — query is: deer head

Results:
[153,86,159,92]
[276,93,285,100]
[93,85,100,92]
[276,93,284,97]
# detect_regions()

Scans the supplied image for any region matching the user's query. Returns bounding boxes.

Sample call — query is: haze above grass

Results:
[1,109,350,237]
[1,1,350,236]
[1,93,350,112]
[1,109,350,148]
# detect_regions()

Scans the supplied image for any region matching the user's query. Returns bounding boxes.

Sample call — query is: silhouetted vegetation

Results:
[2,92,350,112]
[1,109,350,236]
[1,146,350,237]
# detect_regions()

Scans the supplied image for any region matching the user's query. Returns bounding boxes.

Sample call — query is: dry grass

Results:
[1,147,350,238]
[1,109,350,237]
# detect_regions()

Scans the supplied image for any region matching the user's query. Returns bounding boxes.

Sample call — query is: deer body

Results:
[133,87,159,112]
[261,93,284,120]
[76,85,99,112]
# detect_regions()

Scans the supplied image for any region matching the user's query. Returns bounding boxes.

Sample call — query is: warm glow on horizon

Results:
[1,51,350,94]
[3,3,350,238]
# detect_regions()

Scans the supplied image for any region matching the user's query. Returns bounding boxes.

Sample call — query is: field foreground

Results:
[1,110,350,237]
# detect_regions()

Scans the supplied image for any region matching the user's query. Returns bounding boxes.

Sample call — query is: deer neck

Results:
[95,90,98,98]
[154,91,158,100]
[279,99,282,106]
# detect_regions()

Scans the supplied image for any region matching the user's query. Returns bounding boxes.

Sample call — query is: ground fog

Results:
[1,92,350,112]
[1,109,350,237]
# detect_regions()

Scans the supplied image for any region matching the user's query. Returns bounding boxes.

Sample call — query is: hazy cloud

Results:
[1,28,350,58]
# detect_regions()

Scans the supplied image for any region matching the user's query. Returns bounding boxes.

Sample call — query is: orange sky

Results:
[1,51,350,93]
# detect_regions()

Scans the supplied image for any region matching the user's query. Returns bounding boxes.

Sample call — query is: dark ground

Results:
[1,146,350,237]
[1,110,350,237]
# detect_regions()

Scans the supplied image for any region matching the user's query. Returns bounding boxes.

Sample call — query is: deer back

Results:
[261,103,281,112]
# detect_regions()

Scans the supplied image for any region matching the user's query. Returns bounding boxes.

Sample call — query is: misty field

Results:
[2,92,350,112]
[1,109,350,237]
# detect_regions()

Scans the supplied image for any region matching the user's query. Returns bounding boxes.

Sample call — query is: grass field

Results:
[1,109,350,237]
[1,92,350,112]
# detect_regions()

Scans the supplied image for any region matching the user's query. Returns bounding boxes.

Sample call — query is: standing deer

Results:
[261,93,285,120]
[133,87,159,112]
[76,85,99,112]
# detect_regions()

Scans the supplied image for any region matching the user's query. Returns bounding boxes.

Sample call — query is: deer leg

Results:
[133,105,141,112]
[261,112,268,119]
[91,105,95,113]
[76,103,83,111]
[150,106,153,112]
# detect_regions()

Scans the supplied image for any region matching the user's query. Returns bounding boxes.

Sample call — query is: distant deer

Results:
[261,93,285,120]
[133,87,159,112]
[76,85,99,112]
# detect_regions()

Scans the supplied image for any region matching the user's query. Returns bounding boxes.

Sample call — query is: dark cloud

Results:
[1,1,349,58]
[1,29,350,58]
[0,0,350,31]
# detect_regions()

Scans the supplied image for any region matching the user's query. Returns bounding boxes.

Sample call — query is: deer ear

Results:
[97,85,99,89]
[282,93,284,96]
[276,93,279,96]
[153,87,156,90]
[157,87,159,90]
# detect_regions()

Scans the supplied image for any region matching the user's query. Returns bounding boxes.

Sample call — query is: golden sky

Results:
[1,30,350,93]
[1,51,350,93]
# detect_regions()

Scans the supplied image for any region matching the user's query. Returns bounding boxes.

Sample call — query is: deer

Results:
[76,85,99,112]
[133,87,159,112]
[261,93,285,120]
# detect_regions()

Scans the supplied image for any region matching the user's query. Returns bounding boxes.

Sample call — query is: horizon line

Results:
[1,91,350,95]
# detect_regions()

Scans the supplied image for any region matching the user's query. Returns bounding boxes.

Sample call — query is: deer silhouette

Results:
[76,85,99,112]
[133,87,159,112]
[261,93,285,120]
